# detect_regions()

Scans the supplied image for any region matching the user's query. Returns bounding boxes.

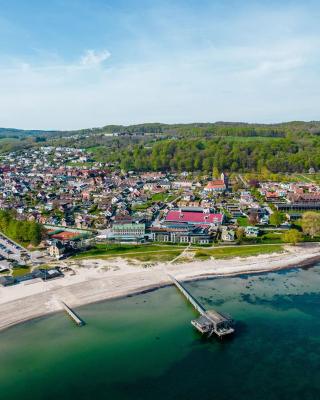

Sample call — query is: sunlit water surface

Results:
[1,264,320,400]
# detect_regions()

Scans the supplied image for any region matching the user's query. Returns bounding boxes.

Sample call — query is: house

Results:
[221,227,235,242]
[48,240,66,259]
[245,226,260,238]
[260,214,269,225]
[0,276,16,287]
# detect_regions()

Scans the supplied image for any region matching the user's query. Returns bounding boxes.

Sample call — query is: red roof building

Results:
[204,180,226,192]
[165,210,224,225]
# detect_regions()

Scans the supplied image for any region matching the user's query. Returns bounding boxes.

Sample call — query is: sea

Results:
[1,264,320,400]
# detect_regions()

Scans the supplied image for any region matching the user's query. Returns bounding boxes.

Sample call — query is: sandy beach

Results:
[0,243,320,332]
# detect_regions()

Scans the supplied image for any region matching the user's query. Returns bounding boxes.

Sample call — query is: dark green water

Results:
[2,265,320,400]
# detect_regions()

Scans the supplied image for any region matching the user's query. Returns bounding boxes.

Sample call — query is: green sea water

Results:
[1,265,320,400]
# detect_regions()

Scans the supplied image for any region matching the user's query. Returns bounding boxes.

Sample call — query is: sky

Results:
[0,0,320,130]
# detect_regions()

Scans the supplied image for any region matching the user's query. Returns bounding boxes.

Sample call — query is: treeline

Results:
[67,121,320,138]
[110,137,320,173]
[0,210,43,246]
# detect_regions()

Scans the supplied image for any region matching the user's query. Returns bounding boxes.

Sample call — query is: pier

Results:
[60,301,85,327]
[168,274,234,338]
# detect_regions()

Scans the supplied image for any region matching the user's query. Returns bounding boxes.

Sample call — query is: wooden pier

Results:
[60,301,85,327]
[168,274,234,338]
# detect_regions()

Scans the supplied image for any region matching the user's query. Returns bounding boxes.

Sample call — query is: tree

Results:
[270,211,285,227]
[282,229,303,245]
[27,223,43,246]
[212,166,219,179]
[248,211,259,226]
[236,227,245,242]
[301,212,320,238]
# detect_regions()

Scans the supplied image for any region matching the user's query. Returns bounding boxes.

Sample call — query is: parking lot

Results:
[0,234,31,263]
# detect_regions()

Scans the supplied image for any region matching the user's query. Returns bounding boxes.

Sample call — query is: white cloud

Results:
[0,41,319,131]
[80,49,111,66]
[1,5,320,130]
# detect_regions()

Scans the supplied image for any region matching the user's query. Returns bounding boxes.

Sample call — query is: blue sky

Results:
[0,0,320,129]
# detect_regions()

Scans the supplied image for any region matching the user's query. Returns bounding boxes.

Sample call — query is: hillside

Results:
[1,121,320,173]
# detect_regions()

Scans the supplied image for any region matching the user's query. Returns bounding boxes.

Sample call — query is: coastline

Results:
[0,243,320,332]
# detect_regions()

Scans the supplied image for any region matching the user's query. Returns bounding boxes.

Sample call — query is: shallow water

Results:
[1,264,320,400]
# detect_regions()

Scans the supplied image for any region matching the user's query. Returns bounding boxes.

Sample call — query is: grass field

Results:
[132,192,176,211]
[72,243,285,263]
[72,243,183,262]
[11,266,31,277]
[194,244,284,260]
[237,217,249,227]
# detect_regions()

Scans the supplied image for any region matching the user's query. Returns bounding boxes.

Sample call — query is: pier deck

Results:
[60,301,85,327]
[168,274,234,338]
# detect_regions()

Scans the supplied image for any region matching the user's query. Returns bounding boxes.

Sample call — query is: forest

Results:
[107,136,320,173]
[0,210,43,246]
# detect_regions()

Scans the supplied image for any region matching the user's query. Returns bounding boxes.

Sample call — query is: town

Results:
[0,144,319,287]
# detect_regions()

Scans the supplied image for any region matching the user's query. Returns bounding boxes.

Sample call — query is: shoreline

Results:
[0,243,320,332]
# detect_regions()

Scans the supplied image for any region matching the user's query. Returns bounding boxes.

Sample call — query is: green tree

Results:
[270,211,285,227]
[282,229,303,245]
[301,212,320,238]
[212,166,219,179]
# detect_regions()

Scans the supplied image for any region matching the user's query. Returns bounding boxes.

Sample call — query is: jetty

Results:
[59,301,85,327]
[168,274,234,338]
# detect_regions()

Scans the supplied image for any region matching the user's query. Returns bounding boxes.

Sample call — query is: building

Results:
[0,276,16,286]
[245,226,260,238]
[204,173,228,193]
[204,180,226,192]
[110,223,146,241]
[165,209,224,227]
[150,224,211,244]
[48,240,66,259]
[276,192,320,212]
[221,227,235,242]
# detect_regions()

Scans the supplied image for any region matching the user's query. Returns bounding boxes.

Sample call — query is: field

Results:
[132,192,176,210]
[72,243,184,262]
[11,266,31,277]
[72,243,285,263]
[194,244,284,260]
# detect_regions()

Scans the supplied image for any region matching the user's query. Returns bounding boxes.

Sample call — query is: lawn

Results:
[132,192,176,211]
[73,243,284,262]
[194,244,284,260]
[260,232,283,244]
[72,243,183,262]
[237,217,249,227]
[11,266,31,277]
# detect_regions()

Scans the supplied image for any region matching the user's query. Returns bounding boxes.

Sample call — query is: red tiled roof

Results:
[266,192,279,198]
[165,210,223,224]
[205,180,226,189]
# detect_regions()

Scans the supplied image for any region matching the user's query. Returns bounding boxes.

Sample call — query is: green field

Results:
[11,266,31,277]
[72,243,183,262]
[132,192,176,211]
[72,242,285,263]
[194,244,284,260]
[237,217,249,227]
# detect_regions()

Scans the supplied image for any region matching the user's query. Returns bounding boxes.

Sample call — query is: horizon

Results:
[1,0,320,129]
[2,119,320,133]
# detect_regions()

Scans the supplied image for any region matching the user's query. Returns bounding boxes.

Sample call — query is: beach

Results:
[0,243,320,331]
